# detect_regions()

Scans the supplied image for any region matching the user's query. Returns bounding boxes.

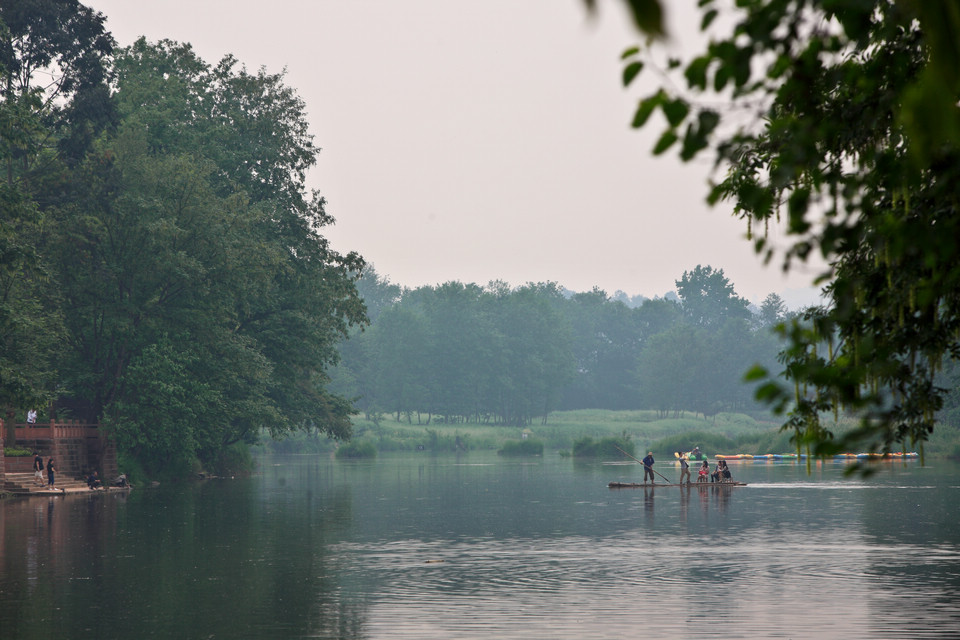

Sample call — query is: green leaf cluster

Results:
[613,0,960,461]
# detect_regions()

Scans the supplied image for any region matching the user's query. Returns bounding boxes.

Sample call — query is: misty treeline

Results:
[329,265,790,427]
[0,3,364,474]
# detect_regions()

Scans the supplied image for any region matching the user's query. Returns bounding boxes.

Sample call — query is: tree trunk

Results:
[4,408,16,447]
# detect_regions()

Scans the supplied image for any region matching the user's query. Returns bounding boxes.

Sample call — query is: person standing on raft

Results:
[642,451,656,484]
[678,451,691,484]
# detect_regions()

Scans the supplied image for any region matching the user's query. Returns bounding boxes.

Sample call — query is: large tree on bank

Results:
[604,0,960,461]
[59,39,367,469]
[0,0,114,438]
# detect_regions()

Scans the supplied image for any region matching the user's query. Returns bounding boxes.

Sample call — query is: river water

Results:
[1,453,958,639]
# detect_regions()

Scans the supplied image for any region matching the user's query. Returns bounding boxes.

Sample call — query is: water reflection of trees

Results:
[0,483,369,639]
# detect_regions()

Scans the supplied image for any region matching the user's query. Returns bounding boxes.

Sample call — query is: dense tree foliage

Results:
[0,3,365,473]
[337,280,576,427]
[564,288,642,410]
[0,0,112,436]
[676,265,752,330]
[611,0,960,459]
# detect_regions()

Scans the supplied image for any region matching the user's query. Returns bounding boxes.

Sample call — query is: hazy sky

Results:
[86,0,824,308]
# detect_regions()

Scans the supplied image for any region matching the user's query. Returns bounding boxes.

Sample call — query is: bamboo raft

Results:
[607,481,747,488]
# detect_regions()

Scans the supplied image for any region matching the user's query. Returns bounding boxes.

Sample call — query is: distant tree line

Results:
[0,2,365,474]
[331,265,790,426]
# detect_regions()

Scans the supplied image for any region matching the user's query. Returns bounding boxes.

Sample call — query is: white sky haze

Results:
[87,0,825,308]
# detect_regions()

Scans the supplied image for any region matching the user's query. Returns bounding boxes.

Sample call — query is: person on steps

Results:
[33,452,44,486]
[87,471,102,490]
[46,457,57,489]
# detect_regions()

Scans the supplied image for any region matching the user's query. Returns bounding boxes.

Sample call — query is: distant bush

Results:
[425,428,470,452]
[498,439,544,457]
[207,442,255,476]
[255,429,338,455]
[366,434,416,452]
[335,440,377,459]
[655,430,736,457]
[735,429,798,455]
[923,423,960,458]
[572,436,634,459]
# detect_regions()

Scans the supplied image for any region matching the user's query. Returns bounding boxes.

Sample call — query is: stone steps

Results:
[3,471,95,495]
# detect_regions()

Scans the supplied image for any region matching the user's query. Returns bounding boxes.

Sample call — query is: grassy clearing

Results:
[330,410,780,457]
[497,439,544,457]
[255,410,960,459]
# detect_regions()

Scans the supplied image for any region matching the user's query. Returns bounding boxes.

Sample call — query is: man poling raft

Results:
[615,446,673,484]
[642,451,656,483]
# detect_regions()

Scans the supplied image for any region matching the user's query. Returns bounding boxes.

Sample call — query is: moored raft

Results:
[717,453,806,460]
[608,481,747,488]
[712,451,918,460]
[840,451,919,459]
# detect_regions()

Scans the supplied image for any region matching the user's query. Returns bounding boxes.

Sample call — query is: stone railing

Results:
[12,420,100,441]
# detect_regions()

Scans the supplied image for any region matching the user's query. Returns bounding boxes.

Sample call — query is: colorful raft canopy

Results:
[675,450,710,463]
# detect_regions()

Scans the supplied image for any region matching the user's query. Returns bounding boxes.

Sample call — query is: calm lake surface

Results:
[2,452,959,639]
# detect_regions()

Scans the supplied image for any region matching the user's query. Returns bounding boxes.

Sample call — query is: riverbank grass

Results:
[255,409,960,459]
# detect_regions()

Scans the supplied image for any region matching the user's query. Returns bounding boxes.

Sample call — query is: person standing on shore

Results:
[642,451,656,484]
[46,457,56,489]
[33,452,44,486]
[678,451,691,484]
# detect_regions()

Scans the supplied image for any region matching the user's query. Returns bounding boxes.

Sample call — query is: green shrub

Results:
[116,451,147,486]
[497,439,544,457]
[254,429,338,455]
[3,447,33,457]
[335,440,377,459]
[367,434,415,452]
[206,442,255,476]
[572,436,634,459]
[917,422,960,457]
[425,428,469,452]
